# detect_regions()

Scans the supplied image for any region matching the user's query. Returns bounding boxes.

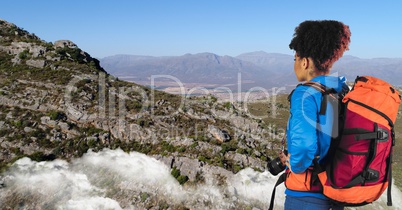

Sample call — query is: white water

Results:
[0,149,400,209]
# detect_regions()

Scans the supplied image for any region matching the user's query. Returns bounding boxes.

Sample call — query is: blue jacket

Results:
[285,75,348,199]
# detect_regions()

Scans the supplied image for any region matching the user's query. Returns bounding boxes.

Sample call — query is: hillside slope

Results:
[0,19,286,209]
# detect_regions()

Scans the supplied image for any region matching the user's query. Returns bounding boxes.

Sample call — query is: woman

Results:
[283,20,351,209]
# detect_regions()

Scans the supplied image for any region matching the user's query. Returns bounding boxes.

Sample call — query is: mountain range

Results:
[101,51,402,93]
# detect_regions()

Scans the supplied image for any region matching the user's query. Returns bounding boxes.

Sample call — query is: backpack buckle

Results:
[363,169,379,182]
[377,128,389,141]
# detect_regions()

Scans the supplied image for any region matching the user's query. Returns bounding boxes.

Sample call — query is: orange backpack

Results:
[318,76,401,206]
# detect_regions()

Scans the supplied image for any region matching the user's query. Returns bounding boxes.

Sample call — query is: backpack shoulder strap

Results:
[300,81,338,115]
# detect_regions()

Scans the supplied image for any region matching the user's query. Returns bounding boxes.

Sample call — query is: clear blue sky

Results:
[1,1,402,59]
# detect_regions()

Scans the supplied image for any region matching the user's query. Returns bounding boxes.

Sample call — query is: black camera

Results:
[267,150,288,176]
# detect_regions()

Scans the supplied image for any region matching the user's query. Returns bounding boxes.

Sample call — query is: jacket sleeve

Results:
[287,88,319,174]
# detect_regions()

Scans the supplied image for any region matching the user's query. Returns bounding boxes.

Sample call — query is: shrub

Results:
[220,141,237,154]
[38,138,53,148]
[171,167,189,185]
[190,141,198,148]
[177,147,186,153]
[161,141,176,152]
[80,126,103,136]
[43,42,53,50]
[10,147,23,155]
[126,99,143,112]
[48,111,66,121]
[0,129,7,137]
[28,151,56,162]
[78,140,89,156]
[18,49,30,60]
[52,146,63,157]
[233,164,243,173]
[177,175,189,185]
[171,167,180,178]
[140,192,150,202]
[12,120,23,128]
[56,47,86,63]
[132,141,152,154]
[30,130,46,139]
[198,155,207,162]
[223,102,232,109]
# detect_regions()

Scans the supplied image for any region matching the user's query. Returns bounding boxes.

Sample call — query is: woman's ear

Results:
[302,57,309,69]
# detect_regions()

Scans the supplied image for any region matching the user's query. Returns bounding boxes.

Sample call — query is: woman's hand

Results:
[279,151,292,172]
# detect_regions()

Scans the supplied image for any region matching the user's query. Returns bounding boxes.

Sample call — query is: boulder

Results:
[26,59,46,68]
[54,40,77,49]
[208,125,231,142]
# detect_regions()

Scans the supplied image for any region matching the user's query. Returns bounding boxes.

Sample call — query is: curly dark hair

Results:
[289,20,351,73]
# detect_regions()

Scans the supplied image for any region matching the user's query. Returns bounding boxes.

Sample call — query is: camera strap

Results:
[280,133,286,151]
[268,172,287,210]
[268,133,287,210]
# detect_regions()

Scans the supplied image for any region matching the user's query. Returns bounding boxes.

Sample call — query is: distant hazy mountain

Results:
[236,51,294,70]
[236,52,402,86]
[101,52,402,92]
[332,55,402,84]
[101,53,286,90]
[235,51,296,87]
